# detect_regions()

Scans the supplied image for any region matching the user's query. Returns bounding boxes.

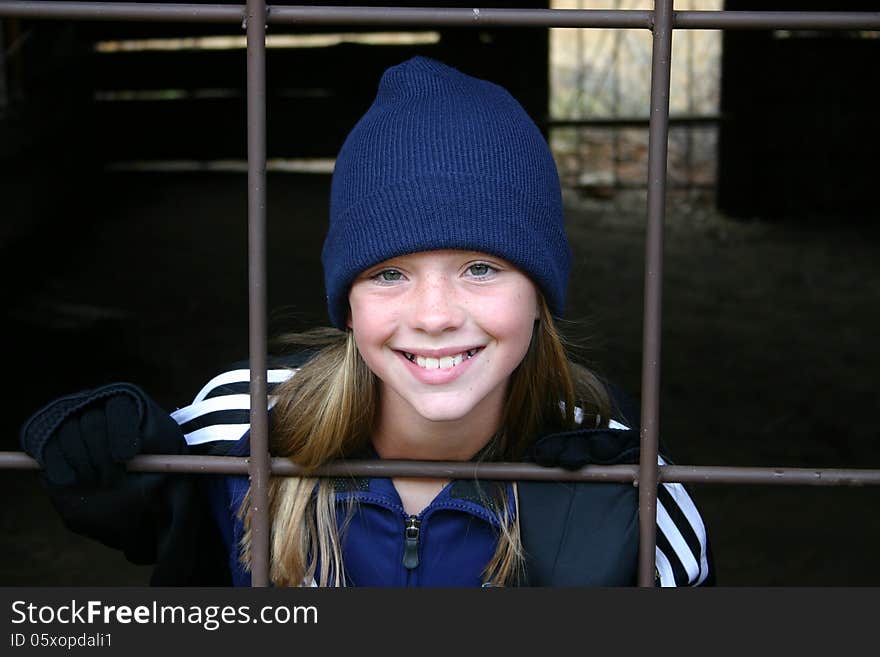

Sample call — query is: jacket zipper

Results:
[402,515,421,570]
[336,484,509,584]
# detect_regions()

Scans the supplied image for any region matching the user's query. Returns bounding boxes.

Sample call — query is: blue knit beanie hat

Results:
[322,56,570,329]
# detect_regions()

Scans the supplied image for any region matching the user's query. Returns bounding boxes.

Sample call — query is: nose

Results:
[407,272,466,334]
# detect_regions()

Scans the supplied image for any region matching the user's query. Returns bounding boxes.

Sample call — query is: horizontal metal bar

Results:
[267,7,651,28]
[674,11,880,31]
[0,4,877,30]
[3,451,879,486]
[547,115,721,129]
[661,465,880,487]
[0,3,651,26]
[0,1,243,22]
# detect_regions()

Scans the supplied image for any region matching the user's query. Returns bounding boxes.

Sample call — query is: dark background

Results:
[1,3,878,585]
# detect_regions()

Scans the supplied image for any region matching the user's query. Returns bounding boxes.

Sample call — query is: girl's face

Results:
[348,249,539,428]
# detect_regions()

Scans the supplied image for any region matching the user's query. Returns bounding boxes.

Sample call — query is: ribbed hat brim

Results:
[322,173,569,328]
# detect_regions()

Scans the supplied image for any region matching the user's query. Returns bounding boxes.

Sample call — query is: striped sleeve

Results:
[609,419,713,587]
[170,367,296,447]
[655,454,713,587]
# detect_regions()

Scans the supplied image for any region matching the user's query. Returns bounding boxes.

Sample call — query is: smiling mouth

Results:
[401,348,482,370]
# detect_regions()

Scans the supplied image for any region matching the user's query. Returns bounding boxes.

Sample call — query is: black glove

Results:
[526,427,641,470]
[20,382,187,487]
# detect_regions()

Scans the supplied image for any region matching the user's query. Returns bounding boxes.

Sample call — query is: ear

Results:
[346,305,353,329]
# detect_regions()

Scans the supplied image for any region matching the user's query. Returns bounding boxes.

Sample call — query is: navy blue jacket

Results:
[202,431,646,587]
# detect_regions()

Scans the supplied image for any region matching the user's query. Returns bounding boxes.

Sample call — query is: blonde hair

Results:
[240,298,610,587]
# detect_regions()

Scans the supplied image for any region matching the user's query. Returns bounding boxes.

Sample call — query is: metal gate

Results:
[1,1,879,587]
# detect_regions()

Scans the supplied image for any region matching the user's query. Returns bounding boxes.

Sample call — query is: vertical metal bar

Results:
[245,0,270,587]
[638,0,674,587]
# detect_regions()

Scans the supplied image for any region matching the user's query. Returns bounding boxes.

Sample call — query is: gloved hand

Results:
[20,382,187,487]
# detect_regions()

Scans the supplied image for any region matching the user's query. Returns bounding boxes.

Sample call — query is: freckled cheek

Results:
[350,299,402,353]
[473,296,537,340]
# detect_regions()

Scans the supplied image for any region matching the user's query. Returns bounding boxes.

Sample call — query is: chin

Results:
[411,406,473,424]
[407,397,480,424]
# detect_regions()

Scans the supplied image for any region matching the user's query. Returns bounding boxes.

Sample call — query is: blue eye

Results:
[375,269,404,283]
[467,263,495,277]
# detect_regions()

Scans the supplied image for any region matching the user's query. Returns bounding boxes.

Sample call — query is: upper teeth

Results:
[404,349,478,370]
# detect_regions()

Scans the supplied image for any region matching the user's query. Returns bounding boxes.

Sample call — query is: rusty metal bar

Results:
[0,1,243,21]
[245,0,270,588]
[659,466,880,487]
[2,0,879,591]
[1,4,877,30]
[4,452,880,486]
[637,0,673,588]
[0,3,651,27]
[268,6,651,28]
[674,11,880,30]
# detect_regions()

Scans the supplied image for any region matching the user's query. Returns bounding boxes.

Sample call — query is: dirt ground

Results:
[2,170,878,585]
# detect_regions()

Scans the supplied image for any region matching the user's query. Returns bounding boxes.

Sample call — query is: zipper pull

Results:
[402,516,421,570]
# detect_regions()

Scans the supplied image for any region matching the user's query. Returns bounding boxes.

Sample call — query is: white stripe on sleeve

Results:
[175,367,294,445]
[170,394,253,424]
[656,498,702,585]
[192,367,295,403]
[182,424,258,446]
[657,454,710,586]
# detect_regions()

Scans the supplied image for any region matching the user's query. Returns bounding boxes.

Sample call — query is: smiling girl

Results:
[21,56,713,587]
